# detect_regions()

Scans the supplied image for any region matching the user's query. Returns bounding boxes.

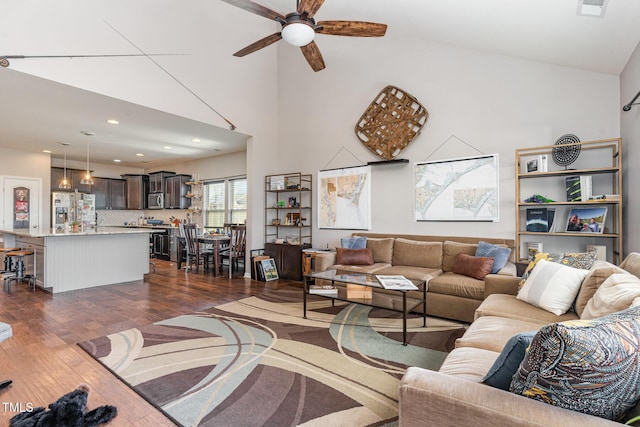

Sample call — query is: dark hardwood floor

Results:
[0,260,301,426]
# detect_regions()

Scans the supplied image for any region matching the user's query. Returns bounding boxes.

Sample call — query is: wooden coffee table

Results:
[303,269,426,345]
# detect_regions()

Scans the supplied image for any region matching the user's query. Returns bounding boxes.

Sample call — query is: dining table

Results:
[177,234,231,276]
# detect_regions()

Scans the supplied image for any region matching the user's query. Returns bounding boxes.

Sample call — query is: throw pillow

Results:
[452,253,494,280]
[475,241,511,274]
[573,261,626,317]
[341,236,367,249]
[581,273,640,320]
[517,258,589,316]
[510,305,640,421]
[335,247,374,265]
[482,331,537,390]
[518,251,597,290]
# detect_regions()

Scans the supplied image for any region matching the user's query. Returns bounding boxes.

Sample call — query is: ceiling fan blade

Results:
[221,0,286,21]
[316,21,387,37]
[233,33,282,57]
[0,53,179,67]
[298,0,325,19]
[300,41,325,72]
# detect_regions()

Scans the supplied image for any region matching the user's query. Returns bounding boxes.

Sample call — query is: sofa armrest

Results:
[314,251,336,272]
[399,367,619,427]
[484,274,521,297]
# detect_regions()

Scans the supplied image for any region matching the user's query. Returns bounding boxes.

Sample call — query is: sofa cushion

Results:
[455,315,543,353]
[475,241,512,274]
[510,305,640,421]
[429,272,485,301]
[482,331,537,390]
[475,294,578,324]
[581,273,640,320]
[519,251,597,289]
[453,253,494,280]
[574,260,627,317]
[517,258,589,316]
[341,236,367,249]
[620,252,640,278]
[366,238,395,264]
[442,241,478,272]
[439,347,499,383]
[392,238,442,269]
[335,247,374,265]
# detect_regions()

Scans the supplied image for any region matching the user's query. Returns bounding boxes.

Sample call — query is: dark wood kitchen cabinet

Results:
[121,174,149,210]
[164,174,191,209]
[264,242,311,281]
[51,167,93,193]
[93,178,126,210]
[148,171,175,194]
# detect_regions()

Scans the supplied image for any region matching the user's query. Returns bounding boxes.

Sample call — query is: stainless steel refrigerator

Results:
[52,191,96,230]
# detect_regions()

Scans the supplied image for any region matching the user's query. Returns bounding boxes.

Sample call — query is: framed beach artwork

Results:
[414,154,499,221]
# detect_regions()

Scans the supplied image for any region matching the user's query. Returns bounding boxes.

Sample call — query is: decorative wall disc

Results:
[355,85,428,161]
[552,134,581,169]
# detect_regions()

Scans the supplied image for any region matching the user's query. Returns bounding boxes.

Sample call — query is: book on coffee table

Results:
[309,285,338,296]
[375,275,419,291]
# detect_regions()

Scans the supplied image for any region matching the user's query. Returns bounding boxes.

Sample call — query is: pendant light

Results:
[80,131,94,185]
[58,142,72,189]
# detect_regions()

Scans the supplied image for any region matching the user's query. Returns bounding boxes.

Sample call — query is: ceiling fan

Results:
[222,0,387,72]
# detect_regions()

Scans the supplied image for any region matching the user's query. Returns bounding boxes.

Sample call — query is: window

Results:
[203,177,246,230]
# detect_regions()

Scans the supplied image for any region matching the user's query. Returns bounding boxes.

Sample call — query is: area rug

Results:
[78,290,466,426]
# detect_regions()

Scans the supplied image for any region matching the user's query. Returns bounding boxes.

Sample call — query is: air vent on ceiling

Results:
[577,0,608,18]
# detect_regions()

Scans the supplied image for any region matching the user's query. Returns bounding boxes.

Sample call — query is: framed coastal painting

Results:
[414,154,499,222]
[318,165,371,230]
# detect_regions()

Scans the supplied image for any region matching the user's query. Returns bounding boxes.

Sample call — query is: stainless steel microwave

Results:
[148,193,164,209]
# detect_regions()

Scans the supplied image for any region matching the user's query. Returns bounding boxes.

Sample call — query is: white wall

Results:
[0,147,51,228]
[277,37,621,250]
[621,41,640,254]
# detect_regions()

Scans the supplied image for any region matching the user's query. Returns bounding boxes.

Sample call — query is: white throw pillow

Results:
[517,258,589,316]
[581,273,640,319]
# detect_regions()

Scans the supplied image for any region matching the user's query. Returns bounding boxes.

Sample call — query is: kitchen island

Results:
[0,227,154,293]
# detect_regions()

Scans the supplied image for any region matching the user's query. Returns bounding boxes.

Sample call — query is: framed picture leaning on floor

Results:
[260,258,279,281]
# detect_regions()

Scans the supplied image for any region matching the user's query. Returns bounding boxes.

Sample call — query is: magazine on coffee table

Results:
[375,275,419,290]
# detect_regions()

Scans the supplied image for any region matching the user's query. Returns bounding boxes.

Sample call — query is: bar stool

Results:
[0,247,20,273]
[3,249,35,295]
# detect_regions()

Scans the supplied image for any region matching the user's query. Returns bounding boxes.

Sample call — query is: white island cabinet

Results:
[1,227,153,293]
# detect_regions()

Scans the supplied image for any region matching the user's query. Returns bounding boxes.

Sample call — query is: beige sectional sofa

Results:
[398,252,640,426]
[315,233,516,323]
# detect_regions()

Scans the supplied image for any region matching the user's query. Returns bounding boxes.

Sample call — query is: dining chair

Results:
[180,223,213,272]
[220,225,246,276]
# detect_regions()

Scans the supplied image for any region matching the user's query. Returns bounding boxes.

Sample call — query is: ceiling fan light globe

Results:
[281,23,315,46]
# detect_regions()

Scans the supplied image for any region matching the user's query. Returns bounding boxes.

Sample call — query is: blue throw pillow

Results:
[475,241,511,274]
[341,237,367,249]
[482,331,537,390]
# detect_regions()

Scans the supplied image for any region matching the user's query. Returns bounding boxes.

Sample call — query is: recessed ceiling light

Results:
[163,146,172,150]
[106,119,119,125]
[42,149,52,153]
[191,138,201,143]
[136,153,144,157]
[113,159,122,163]
[577,0,608,17]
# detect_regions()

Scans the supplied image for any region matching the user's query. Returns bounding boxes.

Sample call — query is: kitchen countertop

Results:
[0,227,157,238]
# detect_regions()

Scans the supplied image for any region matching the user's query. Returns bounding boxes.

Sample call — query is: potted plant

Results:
[71,221,79,232]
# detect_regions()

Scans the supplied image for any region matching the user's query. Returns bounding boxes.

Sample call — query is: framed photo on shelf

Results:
[565,207,607,234]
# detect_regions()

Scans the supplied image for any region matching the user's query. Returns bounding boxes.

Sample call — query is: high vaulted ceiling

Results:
[1,0,640,168]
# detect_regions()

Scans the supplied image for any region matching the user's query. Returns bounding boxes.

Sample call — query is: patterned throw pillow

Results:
[518,251,597,290]
[475,241,511,274]
[510,305,640,421]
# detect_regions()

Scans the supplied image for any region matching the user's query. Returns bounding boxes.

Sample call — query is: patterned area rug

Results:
[78,289,466,426]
